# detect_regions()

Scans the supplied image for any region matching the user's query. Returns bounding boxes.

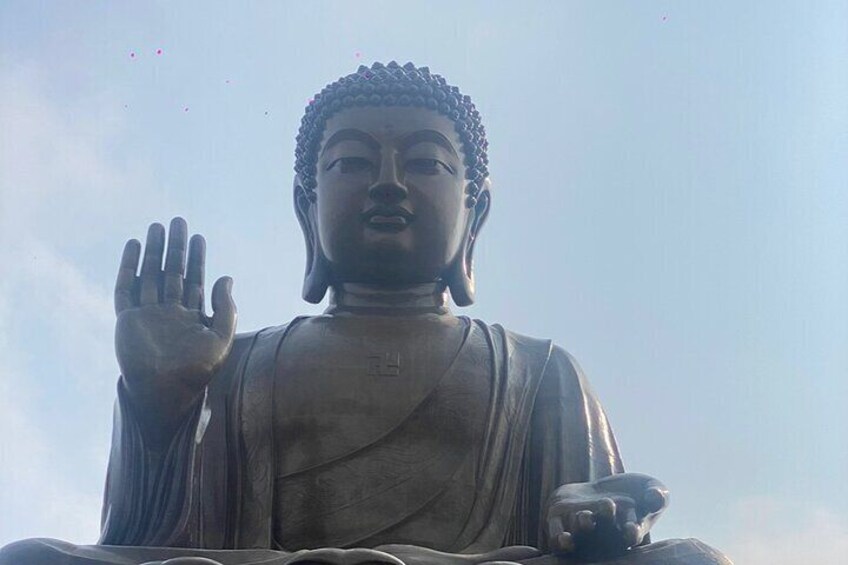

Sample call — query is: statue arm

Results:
[504,345,625,549]
[99,333,253,548]
[533,345,625,485]
[100,218,243,547]
[98,379,207,546]
[528,347,669,559]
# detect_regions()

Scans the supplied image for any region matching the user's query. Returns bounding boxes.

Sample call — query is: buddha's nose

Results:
[369,181,408,204]
[369,152,408,204]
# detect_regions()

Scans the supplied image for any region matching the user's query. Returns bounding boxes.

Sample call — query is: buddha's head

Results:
[293,62,491,306]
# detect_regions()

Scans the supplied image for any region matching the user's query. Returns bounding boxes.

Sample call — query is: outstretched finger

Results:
[139,223,165,304]
[163,217,188,303]
[115,239,140,314]
[210,276,236,339]
[184,234,206,311]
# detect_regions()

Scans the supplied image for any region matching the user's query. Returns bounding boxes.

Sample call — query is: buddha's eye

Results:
[327,157,373,174]
[405,158,453,175]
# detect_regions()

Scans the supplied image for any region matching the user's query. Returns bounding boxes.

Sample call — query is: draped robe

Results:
[0,317,732,565]
[98,318,624,552]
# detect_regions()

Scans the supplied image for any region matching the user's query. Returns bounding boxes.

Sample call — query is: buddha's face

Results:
[311,105,480,286]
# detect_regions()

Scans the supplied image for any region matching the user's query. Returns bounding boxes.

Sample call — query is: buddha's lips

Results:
[370,215,407,225]
[362,207,414,231]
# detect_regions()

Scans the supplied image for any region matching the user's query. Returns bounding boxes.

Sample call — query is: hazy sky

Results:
[1,2,847,563]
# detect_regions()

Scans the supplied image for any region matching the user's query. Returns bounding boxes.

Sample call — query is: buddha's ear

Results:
[447,178,492,307]
[469,177,492,242]
[293,175,330,303]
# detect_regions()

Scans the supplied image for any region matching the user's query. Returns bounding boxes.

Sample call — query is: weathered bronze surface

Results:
[0,63,731,565]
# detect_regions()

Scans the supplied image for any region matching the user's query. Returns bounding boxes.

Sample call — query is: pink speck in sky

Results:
[130,52,136,58]
[156,48,163,55]
[355,51,361,58]
[184,107,189,112]
[662,15,668,22]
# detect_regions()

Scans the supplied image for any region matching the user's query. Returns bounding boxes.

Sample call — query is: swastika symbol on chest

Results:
[366,352,401,377]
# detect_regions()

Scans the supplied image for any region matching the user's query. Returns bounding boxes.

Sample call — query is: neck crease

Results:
[325,282,451,316]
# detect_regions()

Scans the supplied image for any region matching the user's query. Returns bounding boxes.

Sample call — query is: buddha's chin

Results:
[362,224,414,244]
[359,252,418,283]
[327,229,450,284]
[338,248,439,286]
[359,229,415,259]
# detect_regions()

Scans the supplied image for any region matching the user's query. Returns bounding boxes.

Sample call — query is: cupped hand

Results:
[114,218,236,426]
[546,473,668,559]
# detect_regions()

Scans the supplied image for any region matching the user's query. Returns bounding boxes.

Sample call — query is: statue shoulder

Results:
[482,322,581,373]
[481,321,593,397]
[215,318,310,379]
[233,323,288,344]
[232,315,314,347]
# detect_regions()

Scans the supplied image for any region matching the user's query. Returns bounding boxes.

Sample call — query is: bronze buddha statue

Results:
[0,62,731,565]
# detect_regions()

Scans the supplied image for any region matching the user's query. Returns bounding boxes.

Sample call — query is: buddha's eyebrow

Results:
[398,130,458,158]
[320,129,379,157]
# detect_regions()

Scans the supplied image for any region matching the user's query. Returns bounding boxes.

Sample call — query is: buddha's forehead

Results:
[320,106,462,149]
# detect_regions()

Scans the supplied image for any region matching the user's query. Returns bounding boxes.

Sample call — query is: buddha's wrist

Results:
[119,374,207,449]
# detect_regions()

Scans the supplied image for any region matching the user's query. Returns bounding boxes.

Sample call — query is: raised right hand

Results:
[114,218,237,425]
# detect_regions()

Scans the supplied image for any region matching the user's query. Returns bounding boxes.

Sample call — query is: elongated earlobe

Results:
[294,179,330,303]
[447,182,491,307]
[446,252,475,306]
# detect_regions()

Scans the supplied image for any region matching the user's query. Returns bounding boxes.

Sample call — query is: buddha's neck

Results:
[325,282,451,317]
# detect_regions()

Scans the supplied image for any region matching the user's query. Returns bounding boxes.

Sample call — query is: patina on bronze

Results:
[0,62,732,565]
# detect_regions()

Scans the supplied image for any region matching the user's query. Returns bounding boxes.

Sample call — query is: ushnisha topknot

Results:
[295,61,489,205]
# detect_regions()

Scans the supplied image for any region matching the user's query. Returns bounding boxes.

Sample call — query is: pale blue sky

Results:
[1,2,847,562]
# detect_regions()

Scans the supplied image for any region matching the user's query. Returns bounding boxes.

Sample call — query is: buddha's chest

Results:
[272,316,487,473]
[270,316,494,549]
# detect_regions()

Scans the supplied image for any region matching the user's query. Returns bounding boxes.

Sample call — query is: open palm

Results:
[115,218,236,419]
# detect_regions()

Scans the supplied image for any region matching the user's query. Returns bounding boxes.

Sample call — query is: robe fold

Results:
[99,319,624,553]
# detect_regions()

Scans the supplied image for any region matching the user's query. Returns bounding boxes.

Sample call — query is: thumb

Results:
[210,276,237,338]
[642,485,669,515]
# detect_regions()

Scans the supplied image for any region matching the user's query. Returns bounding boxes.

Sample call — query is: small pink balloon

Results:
[130,52,136,58]
[156,48,163,55]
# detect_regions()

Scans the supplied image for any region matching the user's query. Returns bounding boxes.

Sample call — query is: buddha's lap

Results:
[0,538,731,565]
[0,538,284,565]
